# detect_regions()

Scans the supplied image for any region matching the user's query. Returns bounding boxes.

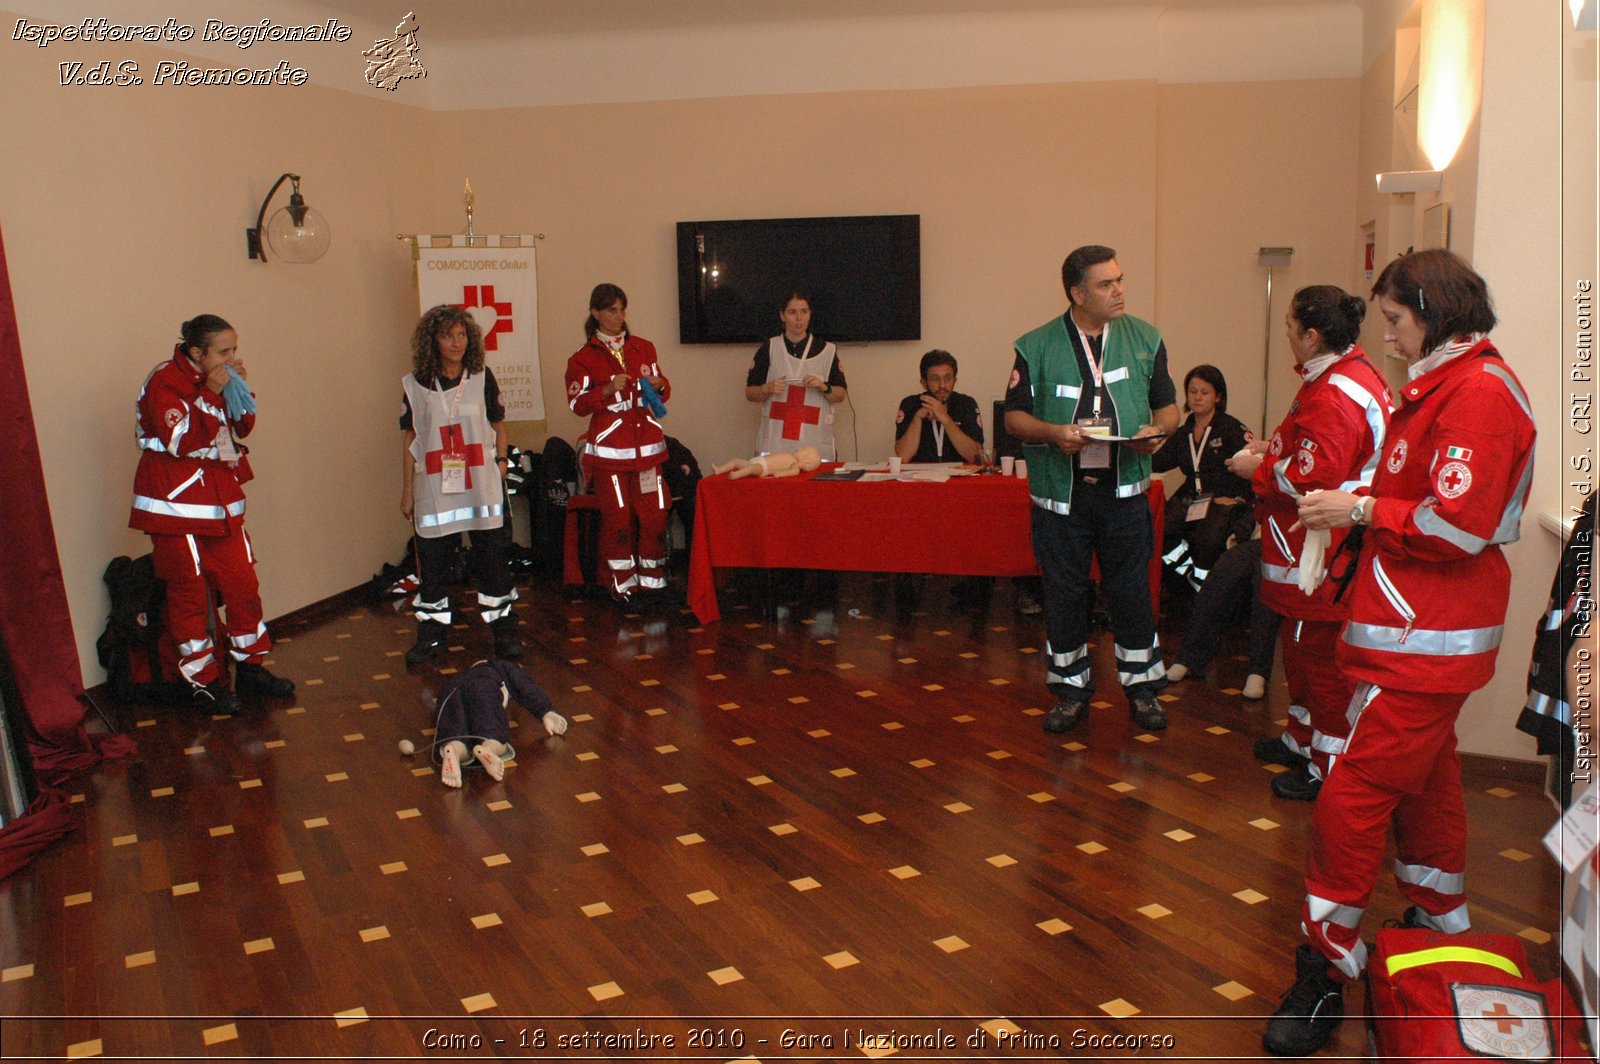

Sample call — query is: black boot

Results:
[192,679,240,717]
[406,621,447,665]
[1263,943,1345,1056]
[1271,763,1323,801]
[236,662,295,697]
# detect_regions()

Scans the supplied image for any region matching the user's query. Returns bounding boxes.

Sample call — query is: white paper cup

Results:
[888,457,902,474]
[1000,456,1015,476]
[1014,459,1028,479]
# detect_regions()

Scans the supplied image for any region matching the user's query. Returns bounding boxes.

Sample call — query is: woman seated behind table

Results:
[744,290,848,460]
[1151,364,1255,591]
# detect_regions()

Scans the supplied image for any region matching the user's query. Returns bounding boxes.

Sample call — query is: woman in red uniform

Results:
[1262,251,1537,1057]
[1229,287,1392,803]
[564,284,672,603]
[129,315,294,715]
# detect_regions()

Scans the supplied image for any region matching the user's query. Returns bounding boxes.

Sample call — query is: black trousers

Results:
[1032,478,1163,701]
[413,527,514,634]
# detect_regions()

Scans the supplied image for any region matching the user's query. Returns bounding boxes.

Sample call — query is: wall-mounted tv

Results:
[676,215,921,344]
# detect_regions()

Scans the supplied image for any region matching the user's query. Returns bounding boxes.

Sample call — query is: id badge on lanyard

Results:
[1078,417,1113,469]
[640,466,660,495]
[1185,494,1213,521]
[438,374,470,494]
[1184,424,1214,518]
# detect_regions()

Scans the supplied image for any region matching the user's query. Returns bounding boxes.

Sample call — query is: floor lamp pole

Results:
[1257,247,1293,437]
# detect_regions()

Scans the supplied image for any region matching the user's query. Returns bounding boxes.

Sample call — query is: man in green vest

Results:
[1003,245,1180,734]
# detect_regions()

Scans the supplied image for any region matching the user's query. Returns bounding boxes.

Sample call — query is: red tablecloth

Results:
[687,467,1164,624]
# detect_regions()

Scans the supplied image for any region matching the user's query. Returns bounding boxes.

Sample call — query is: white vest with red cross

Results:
[404,370,505,538]
[756,335,837,460]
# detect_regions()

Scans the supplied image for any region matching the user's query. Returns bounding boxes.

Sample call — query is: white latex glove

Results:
[543,710,569,736]
[1298,490,1331,596]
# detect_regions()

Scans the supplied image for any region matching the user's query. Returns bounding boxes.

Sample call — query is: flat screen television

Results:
[676,215,920,344]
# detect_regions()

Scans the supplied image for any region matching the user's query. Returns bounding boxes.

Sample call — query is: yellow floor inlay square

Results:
[856,690,878,698]
[572,685,592,693]
[790,877,821,892]
[707,966,744,985]
[1135,733,1161,745]
[486,800,512,812]
[568,657,588,665]
[640,678,662,686]
[306,678,325,686]
[576,751,599,762]
[732,736,755,747]
[959,651,977,659]
[889,865,921,880]
[1249,818,1280,831]
[1098,998,1140,1018]
[933,935,969,953]
[771,668,791,676]
[823,950,859,969]
[1233,889,1269,905]
[396,808,421,820]
[1092,700,1113,709]
[1264,763,1289,775]
[716,703,738,711]
[202,1023,238,1045]
[359,701,378,708]
[945,802,972,814]
[124,950,155,969]
[1486,786,1516,798]
[836,662,856,670]
[746,775,772,786]
[655,744,679,754]
[677,833,705,846]
[171,882,199,897]
[264,739,286,749]
[1036,918,1072,935]
[471,913,502,929]
[986,750,1011,760]
[461,992,496,1013]
[909,758,935,769]
[1062,741,1088,751]
[112,834,137,847]
[900,657,919,664]
[184,746,204,755]
[1519,927,1553,944]
[769,823,798,835]
[286,707,305,715]
[831,767,856,778]
[149,787,174,798]
[65,1039,102,1058]
[687,890,719,905]
[662,783,688,794]
[580,843,609,857]
[1076,841,1108,855]
[1188,772,1215,783]
[575,792,602,803]
[359,926,390,942]
[880,721,902,730]
[1164,829,1196,842]
[876,634,894,641]
[648,707,669,716]
[277,871,306,885]
[588,981,624,1002]
[787,695,808,704]
[1137,903,1172,920]
[858,812,886,824]
[243,937,275,955]
[238,779,263,790]
[334,1007,369,1028]
[571,713,593,722]
[988,678,1010,686]
[1028,792,1057,803]
[2,964,35,982]
[952,714,975,723]
[581,902,612,918]
[1206,725,1231,735]
[380,861,408,875]
[1499,848,1533,862]
[482,853,510,867]
[1214,981,1254,1001]
[325,772,349,783]
[410,767,432,777]
[986,854,1017,868]
[922,683,944,692]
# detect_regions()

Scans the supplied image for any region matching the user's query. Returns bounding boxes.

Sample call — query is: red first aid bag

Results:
[1368,927,1588,1061]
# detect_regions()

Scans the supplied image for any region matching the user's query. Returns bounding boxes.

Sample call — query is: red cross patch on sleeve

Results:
[164,408,183,428]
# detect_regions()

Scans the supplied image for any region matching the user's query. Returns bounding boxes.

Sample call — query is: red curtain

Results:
[0,223,135,879]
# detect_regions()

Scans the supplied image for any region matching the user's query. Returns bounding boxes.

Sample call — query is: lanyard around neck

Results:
[1072,316,1107,418]
[783,334,812,380]
[436,370,467,424]
[1187,420,1213,494]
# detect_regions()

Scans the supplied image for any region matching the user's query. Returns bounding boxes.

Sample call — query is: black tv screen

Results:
[677,215,920,344]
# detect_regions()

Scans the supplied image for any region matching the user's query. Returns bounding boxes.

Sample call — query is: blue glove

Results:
[222,365,257,419]
[639,376,667,419]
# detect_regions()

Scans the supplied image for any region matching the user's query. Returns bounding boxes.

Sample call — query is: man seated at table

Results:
[893,349,984,464]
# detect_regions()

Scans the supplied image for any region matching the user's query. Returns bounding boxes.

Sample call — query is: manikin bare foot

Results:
[440,741,465,788]
[472,741,505,782]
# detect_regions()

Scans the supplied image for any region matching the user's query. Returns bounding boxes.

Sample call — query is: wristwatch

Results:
[1349,497,1369,525]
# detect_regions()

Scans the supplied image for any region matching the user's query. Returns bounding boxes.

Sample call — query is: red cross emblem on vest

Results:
[457,285,513,351]
[424,424,485,486]
[1480,1001,1524,1036]
[769,384,820,441]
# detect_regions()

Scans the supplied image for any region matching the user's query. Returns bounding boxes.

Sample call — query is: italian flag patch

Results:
[1445,446,1472,461]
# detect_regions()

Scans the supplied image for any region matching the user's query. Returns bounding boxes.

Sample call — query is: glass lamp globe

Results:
[265,201,330,264]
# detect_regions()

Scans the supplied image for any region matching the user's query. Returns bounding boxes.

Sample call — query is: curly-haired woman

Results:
[400,304,519,664]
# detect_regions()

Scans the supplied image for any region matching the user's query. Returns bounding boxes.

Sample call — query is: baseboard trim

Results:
[1460,752,1546,784]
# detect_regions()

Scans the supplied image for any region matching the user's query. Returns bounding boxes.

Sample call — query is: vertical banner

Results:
[414,235,545,432]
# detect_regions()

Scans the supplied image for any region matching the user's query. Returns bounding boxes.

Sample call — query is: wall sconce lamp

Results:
[1376,169,1444,194]
[1573,0,1597,30]
[245,173,330,263]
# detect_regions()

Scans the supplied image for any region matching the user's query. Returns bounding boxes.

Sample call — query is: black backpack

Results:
[534,436,581,576]
[95,555,189,703]
[663,435,702,540]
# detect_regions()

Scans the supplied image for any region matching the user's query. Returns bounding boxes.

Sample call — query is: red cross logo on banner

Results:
[424,424,485,486]
[769,384,820,441]
[1480,1002,1524,1036]
[457,285,513,351]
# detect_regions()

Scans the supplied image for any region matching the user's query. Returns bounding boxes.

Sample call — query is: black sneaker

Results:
[1271,763,1323,801]
[235,662,294,697]
[405,637,444,665]
[1253,735,1309,767]
[1263,943,1345,1057]
[192,680,240,717]
[1130,694,1168,731]
[1042,698,1087,734]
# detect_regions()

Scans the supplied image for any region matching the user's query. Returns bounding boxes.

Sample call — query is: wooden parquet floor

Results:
[0,572,1565,1061]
